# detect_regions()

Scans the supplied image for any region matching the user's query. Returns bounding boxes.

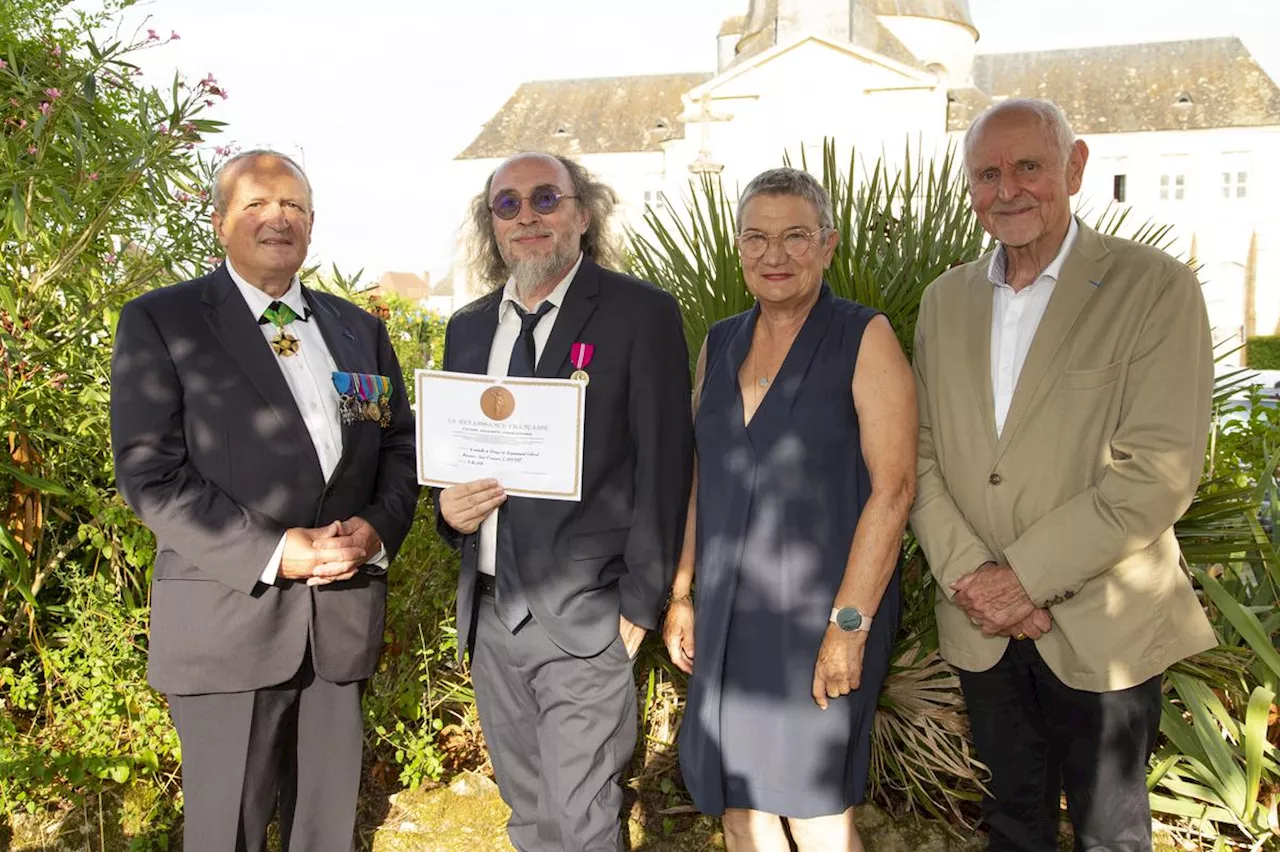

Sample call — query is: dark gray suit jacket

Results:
[435,257,694,659]
[111,265,419,695]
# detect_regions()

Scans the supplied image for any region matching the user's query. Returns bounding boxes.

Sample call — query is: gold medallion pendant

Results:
[270,331,301,357]
[570,369,590,386]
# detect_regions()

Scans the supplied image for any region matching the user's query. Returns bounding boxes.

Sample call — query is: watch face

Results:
[836,607,863,631]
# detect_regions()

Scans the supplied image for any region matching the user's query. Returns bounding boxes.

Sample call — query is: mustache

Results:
[506,227,554,242]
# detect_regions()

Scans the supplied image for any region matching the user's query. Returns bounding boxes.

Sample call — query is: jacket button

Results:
[989,473,1003,486]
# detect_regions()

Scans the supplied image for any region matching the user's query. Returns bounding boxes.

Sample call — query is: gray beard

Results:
[508,243,577,302]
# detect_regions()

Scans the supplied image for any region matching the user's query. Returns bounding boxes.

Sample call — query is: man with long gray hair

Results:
[434,152,694,850]
[911,99,1216,850]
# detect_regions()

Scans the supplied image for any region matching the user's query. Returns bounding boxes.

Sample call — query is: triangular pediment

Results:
[683,33,937,120]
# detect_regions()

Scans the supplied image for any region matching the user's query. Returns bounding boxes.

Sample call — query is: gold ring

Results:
[1015,632,1027,641]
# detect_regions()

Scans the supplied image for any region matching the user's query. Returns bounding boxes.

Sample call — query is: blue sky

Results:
[114,0,1280,281]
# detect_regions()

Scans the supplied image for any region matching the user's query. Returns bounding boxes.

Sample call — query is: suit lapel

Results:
[965,260,999,452]
[202,266,320,475]
[995,223,1112,459]
[452,291,503,375]
[538,258,601,379]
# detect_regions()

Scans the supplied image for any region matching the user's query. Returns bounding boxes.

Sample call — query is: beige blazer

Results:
[910,220,1218,692]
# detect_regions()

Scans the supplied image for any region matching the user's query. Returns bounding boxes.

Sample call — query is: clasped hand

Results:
[951,562,1052,639]
[279,517,382,586]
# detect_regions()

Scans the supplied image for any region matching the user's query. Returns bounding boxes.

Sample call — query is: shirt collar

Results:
[225,258,308,320]
[988,216,1079,289]
[498,253,583,323]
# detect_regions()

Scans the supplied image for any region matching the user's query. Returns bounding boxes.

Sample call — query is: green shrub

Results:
[1245,335,1280,370]
[1,0,221,841]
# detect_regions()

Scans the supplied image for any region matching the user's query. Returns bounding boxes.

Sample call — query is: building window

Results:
[1221,152,1250,200]
[1222,170,1247,199]
[1112,175,1127,203]
[1160,174,1186,201]
[643,189,667,212]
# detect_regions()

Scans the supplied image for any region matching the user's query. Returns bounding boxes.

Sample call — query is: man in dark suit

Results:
[435,152,693,850]
[110,150,419,852]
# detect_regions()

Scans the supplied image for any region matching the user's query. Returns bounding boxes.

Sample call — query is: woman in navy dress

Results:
[662,168,917,850]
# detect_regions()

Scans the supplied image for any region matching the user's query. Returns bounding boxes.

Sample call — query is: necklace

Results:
[752,347,771,403]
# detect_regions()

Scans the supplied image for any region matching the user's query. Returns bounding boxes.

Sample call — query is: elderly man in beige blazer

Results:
[910,98,1217,852]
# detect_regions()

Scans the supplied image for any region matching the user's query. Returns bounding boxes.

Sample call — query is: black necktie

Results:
[494,299,555,631]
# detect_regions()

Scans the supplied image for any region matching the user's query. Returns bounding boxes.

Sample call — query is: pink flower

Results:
[8,98,18,107]
[50,45,61,56]
[105,253,117,264]
[147,28,158,41]
[45,88,60,99]
[204,99,215,108]
[158,123,168,134]
[18,119,26,129]
[176,191,191,202]
[87,172,99,181]
[182,122,195,133]
[200,73,218,88]
[199,189,208,199]
[27,145,36,155]
[0,59,7,69]
[214,145,231,156]
[169,31,180,40]
[38,102,49,115]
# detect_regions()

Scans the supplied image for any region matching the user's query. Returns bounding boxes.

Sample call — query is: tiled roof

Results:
[962,37,1280,133]
[457,73,713,159]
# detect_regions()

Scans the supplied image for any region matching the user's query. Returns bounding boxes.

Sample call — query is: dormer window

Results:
[1173,91,1193,107]
[654,118,669,130]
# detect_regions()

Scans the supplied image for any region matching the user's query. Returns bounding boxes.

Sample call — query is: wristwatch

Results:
[830,606,872,633]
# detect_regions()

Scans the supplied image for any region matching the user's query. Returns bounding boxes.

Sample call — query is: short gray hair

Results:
[736,167,834,232]
[962,98,1076,174]
[211,149,313,214]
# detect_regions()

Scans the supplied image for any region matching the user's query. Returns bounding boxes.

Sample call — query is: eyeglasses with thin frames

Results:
[735,227,829,260]
[489,185,578,220]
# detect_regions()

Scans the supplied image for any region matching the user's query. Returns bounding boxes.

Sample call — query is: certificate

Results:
[415,370,585,501]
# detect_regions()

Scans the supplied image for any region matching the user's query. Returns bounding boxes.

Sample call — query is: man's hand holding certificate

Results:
[416,370,585,501]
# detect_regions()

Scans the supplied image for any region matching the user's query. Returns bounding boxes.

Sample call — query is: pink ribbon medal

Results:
[569,342,594,386]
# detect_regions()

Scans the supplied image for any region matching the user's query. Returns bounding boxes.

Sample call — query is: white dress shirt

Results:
[988,218,1079,437]
[227,260,387,583]
[478,253,583,576]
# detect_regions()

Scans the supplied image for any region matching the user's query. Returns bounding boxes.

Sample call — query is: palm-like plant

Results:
[628,140,1280,842]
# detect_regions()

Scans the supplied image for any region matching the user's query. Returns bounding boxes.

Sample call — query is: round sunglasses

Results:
[489,185,578,220]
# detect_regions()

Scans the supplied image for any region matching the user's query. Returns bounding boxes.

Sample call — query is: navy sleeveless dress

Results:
[678,284,901,818]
